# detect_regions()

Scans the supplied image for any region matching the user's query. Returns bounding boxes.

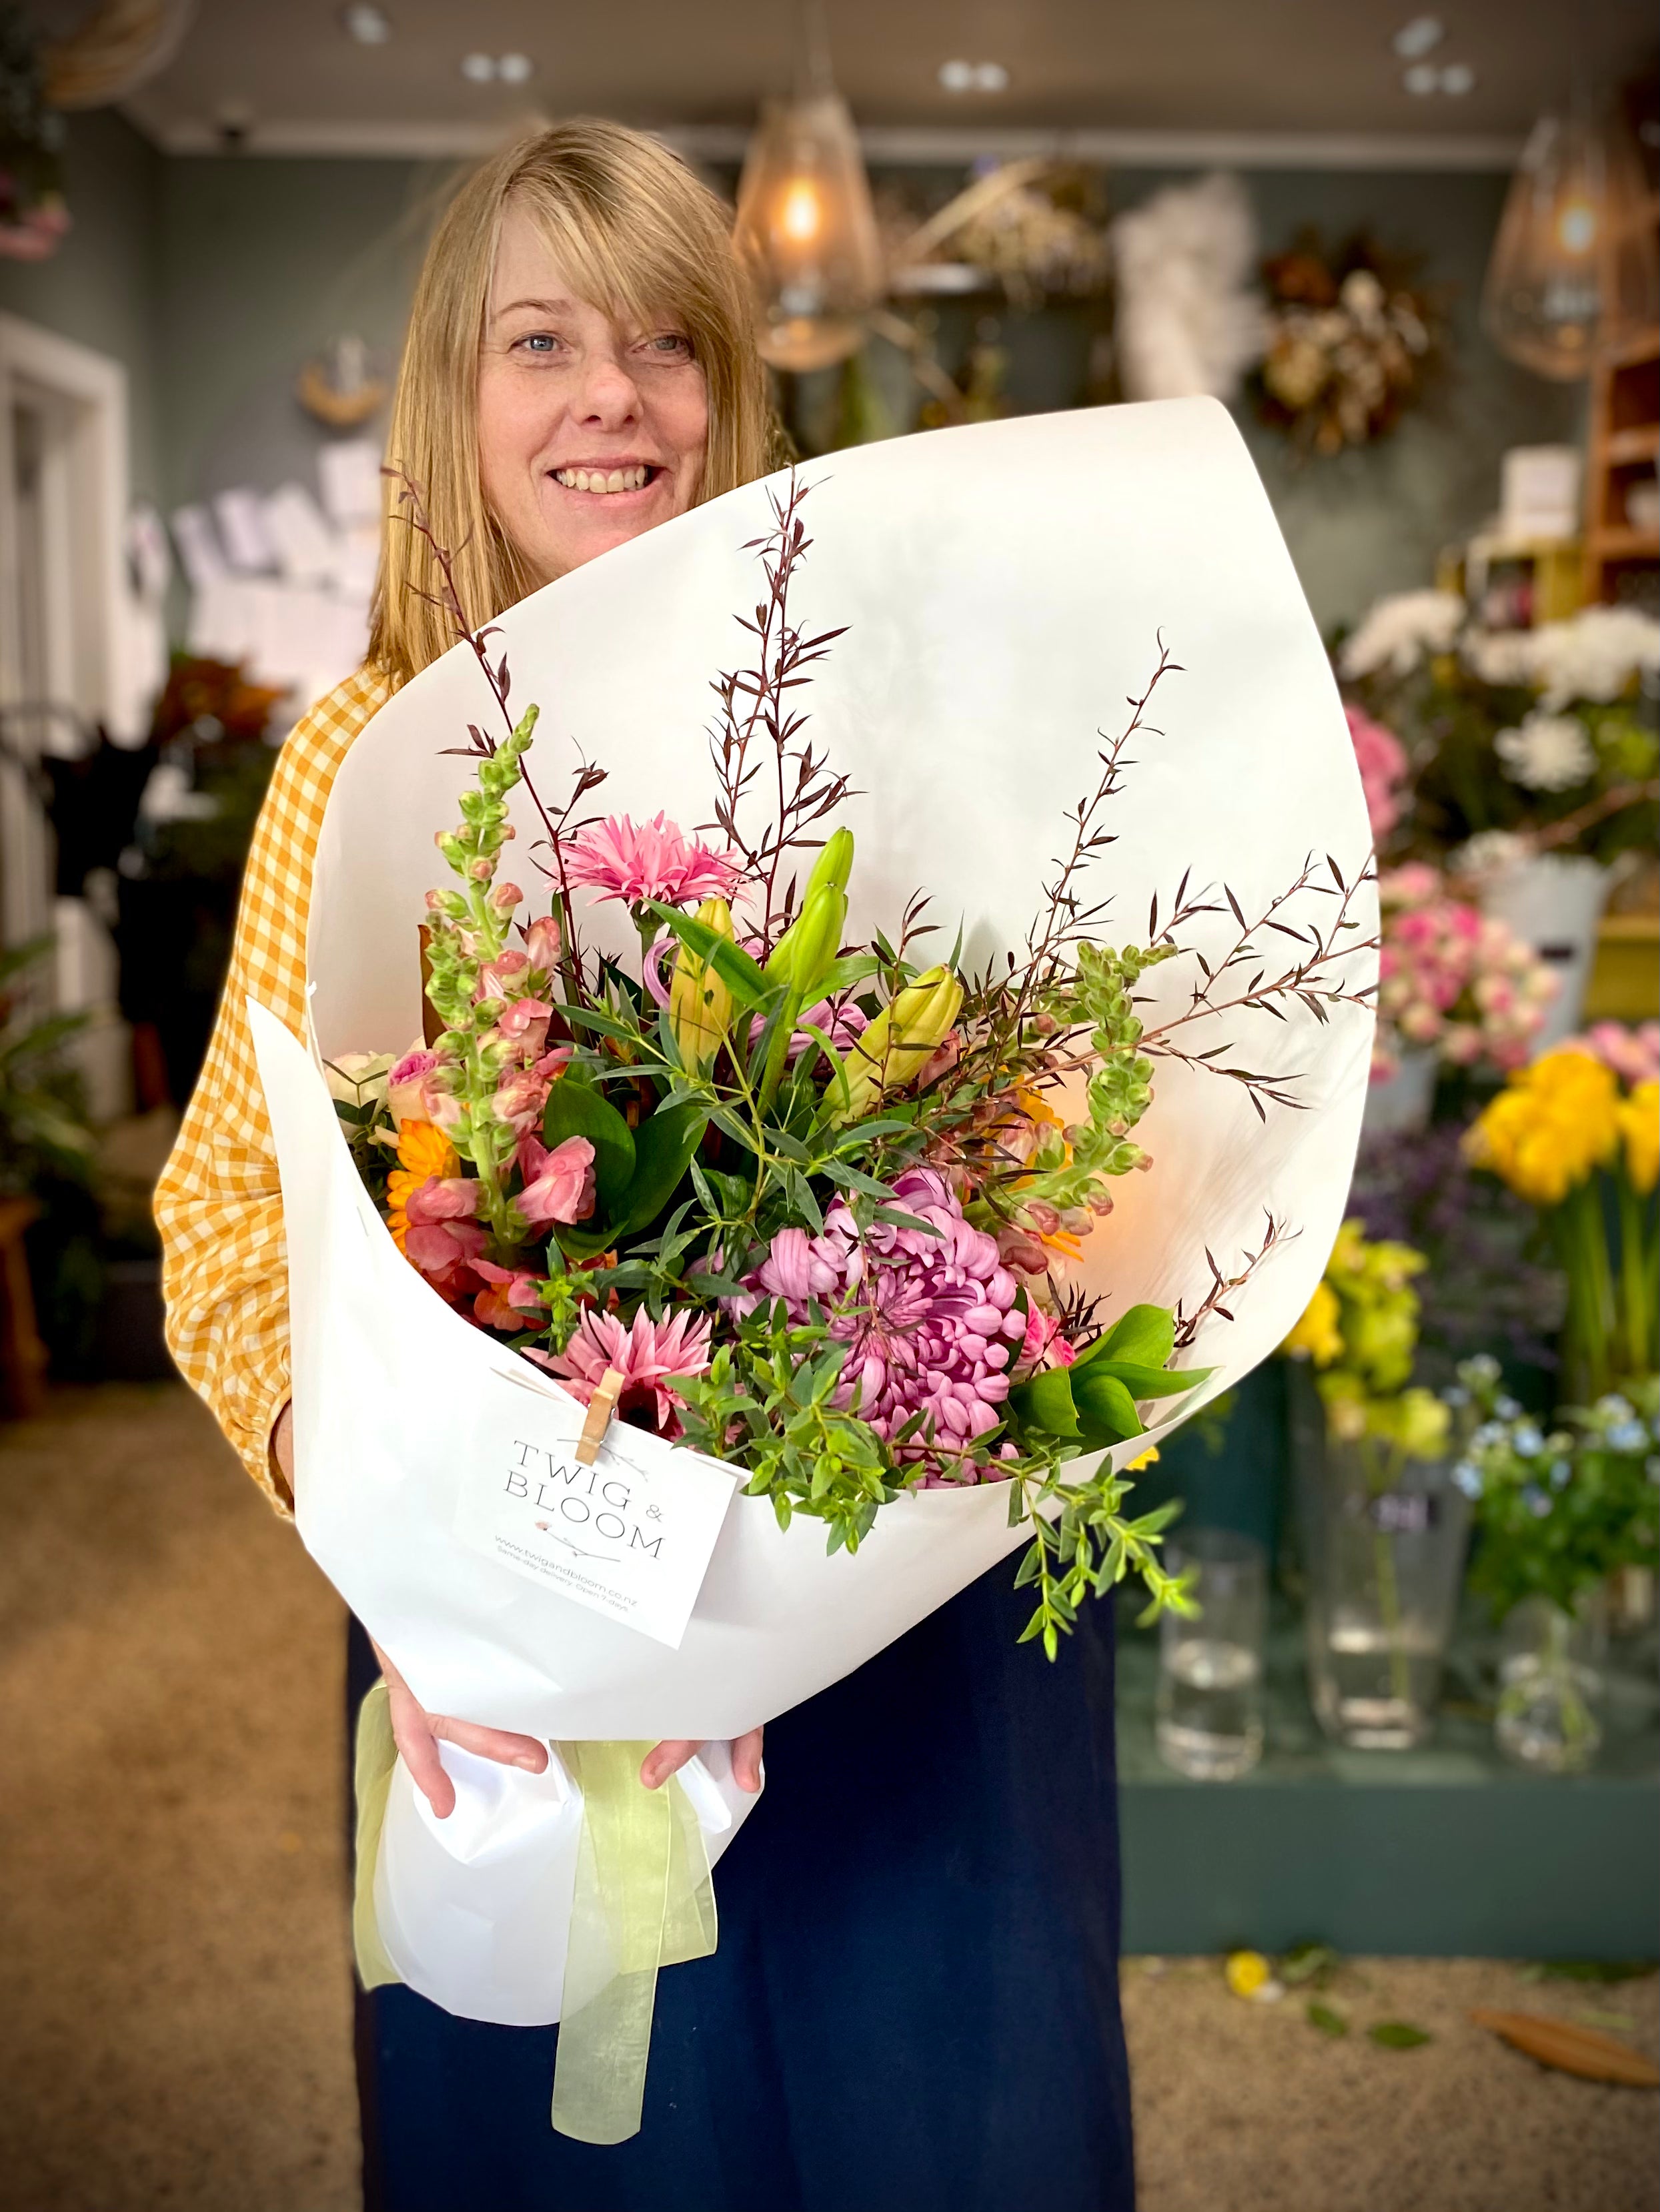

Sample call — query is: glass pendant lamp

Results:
[734,3,883,372]
[1482,101,1660,379]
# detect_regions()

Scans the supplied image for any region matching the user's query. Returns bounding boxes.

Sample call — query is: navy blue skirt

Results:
[349,1558,1134,2212]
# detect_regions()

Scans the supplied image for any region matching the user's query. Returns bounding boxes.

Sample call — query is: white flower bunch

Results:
[1494,712,1597,792]
[1338,589,1466,680]
[1466,607,1660,710]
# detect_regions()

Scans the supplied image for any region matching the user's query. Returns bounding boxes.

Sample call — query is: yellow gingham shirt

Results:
[155,666,390,1510]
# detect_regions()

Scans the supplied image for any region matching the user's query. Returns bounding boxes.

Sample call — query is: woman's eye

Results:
[516,333,562,356]
[643,334,694,360]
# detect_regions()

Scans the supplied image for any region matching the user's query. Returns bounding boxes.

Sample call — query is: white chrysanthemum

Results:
[1338,590,1466,680]
[1455,828,1530,884]
[1494,712,1597,792]
[1527,607,1660,709]
[1461,628,1537,688]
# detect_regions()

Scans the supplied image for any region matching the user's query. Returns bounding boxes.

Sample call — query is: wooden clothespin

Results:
[574,1366,626,1466]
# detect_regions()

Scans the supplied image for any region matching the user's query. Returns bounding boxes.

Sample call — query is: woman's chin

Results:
[536,481,682,572]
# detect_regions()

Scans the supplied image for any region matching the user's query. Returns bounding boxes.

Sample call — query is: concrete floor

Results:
[1,1384,1655,2212]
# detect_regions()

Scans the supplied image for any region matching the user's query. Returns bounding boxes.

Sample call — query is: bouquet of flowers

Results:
[253,403,1377,2117]
[1338,597,1660,871]
[1372,862,1555,1082]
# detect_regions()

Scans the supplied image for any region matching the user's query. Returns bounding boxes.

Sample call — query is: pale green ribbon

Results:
[351,1694,718,2143]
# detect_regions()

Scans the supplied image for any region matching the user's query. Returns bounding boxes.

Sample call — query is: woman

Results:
[157,121,1134,2212]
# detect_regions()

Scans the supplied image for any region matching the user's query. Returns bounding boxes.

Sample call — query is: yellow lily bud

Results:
[841,964,964,1117]
[670,897,736,1070]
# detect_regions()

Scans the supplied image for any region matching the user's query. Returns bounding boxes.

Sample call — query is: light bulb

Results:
[1483,107,1660,380]
[735,91,884,372]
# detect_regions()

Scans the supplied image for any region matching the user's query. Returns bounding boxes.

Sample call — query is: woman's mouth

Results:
[551,464,658,496]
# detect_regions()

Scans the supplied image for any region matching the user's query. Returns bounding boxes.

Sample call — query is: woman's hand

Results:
[642,1732,764,1794]
[372,1640,550,1819]
[271,1406,764,1809]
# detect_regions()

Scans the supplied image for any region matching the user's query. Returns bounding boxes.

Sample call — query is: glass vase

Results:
[1291,1373,1472,1750]
[1495,1593,1607,1774]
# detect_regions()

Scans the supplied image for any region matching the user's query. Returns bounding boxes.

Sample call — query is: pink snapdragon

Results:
[402,1177,487,1292]
[387,1047,448,1125]
[544,1307,714,1436]
[516,1132,597,1227]
[472,1259,548,1333]
[562,813,741,911]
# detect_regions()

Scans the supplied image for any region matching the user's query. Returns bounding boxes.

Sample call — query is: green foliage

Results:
[1453,1357,1660,1619]
[1367,2021,1432,2049]
[1008,1304,1212,1449]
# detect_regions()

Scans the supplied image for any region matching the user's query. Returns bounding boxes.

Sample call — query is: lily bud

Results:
[804,826,854,902]
[670,897,736,1070]
[840,965,964,1117]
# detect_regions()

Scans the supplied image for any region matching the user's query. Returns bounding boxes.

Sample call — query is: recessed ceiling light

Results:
[1393,16,1443,59]
[340,3,391,42]
[939,57,1008,93]
[1438,61,1475,95]
[1403,61,1439,95]
[497,51,534,84]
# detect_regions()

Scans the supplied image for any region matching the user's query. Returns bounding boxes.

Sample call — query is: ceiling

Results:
[93,0,1660,160]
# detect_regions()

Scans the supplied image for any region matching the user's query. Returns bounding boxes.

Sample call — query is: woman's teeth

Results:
[553,465,652,494]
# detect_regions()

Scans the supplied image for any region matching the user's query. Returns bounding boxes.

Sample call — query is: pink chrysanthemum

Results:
[562,813,741,911]
[738,1167,1024,1462]
[543,1307,714,1436]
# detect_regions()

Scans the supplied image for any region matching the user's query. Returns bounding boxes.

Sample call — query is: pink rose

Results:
[387,1047,446,1125]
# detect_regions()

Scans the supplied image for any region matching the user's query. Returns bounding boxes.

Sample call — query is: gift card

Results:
[452,1381,740,1650]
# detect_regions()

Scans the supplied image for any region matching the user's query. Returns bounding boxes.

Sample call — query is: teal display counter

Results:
[1116,1618,1660,1958]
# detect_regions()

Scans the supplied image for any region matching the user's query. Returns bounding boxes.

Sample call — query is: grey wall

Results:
[5,135,1589,636]
[0,109,165,501]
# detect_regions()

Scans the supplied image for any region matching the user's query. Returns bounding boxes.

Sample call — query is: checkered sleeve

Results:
[154,666,389,1510]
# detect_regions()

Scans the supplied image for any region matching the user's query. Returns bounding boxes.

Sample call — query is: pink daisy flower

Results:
[542,1307,714,1436]
[561,813,741,911]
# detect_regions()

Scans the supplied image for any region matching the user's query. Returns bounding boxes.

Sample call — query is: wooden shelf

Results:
[1607,424,1660,464]
[1589,524,1660,558]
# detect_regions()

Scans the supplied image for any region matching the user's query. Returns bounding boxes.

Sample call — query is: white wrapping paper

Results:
[253,397,1375,2026]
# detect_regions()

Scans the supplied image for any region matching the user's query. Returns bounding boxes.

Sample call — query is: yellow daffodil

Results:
[387,1119,460,1250]
[1225,1951,1273,1999]
[1617,1079,1659,1197]
[1125,1444,1160,1472]
[1284,1277,1343,1366]
[1464,1049,1621,1207]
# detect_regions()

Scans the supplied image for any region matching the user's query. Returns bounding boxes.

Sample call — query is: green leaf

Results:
[1010,1365,1083,1441]
[646,901,774,1009]
[1070,1367,1145,1440]
[1082,1303,1176,1371]
[542,1077,635,1214]
[1367,2021,1431,2049]
[1094,1359,1214,1401]
[618,1099,708,1234]
[1307,2003,1348,2039]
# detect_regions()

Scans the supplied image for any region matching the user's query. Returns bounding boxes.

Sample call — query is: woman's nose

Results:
[574,352,641,426]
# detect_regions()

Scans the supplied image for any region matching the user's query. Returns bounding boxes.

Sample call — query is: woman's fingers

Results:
[640,1738,698,1789]
[430,1712,550,1774]
[640,1728,765,1792]
[731,1725,765,1794]
[384,1678,458,1820]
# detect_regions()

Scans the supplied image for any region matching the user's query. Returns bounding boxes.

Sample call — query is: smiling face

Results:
[476,199,711,584]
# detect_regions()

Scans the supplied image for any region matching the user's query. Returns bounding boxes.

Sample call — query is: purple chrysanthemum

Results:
[738,1167,1024,1458]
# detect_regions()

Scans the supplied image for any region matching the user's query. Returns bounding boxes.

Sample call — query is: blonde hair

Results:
[369,120,773,686]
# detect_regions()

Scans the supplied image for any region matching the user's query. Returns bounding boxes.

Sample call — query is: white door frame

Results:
[0,315,132,1105]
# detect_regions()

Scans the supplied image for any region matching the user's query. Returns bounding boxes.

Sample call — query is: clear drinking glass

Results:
[1156,1529,1267,1781]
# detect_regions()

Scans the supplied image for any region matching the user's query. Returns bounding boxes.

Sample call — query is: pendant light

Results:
[734,1,882,373]
[1482,100,1659,380]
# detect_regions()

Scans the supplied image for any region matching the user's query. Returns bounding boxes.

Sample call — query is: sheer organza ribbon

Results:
[351,1696,717,2142]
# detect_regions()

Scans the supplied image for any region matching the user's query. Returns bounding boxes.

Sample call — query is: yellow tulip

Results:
[670,897,737,1071]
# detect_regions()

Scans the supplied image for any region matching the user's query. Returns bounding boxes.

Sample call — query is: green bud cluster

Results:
[1018,942,1174,1215]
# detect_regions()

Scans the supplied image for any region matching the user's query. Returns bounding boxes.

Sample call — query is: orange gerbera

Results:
[386,1119,461,1250]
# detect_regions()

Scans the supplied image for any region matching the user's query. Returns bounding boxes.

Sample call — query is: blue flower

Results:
[1442,1386,1471,1410]
[1452,1461,1483,1500]
[1495,1395,1522,1421]
[1548,1458,1571,1490]
[1473,1421,1507,1450]
[1595,1394,1635,1424]
[1511,1423,1545,1458]
[1522,1485,1552,1518]
[1463,1354,1501,1387]
[1606,1420,1647,1454]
